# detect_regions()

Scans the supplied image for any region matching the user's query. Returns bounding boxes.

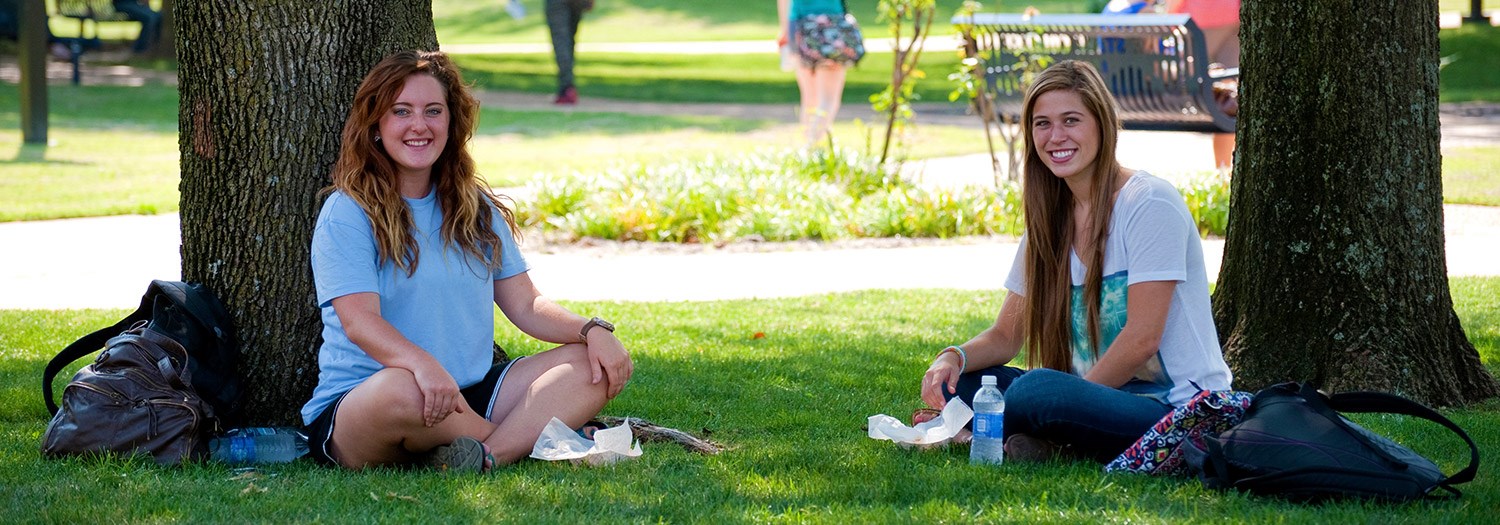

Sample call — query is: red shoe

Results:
[554,86,578,105]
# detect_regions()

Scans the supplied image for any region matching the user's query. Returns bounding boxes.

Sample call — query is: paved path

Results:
[2,203,1496,309]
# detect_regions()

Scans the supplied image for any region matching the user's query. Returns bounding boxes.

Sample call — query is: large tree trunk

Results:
[1213,0,1498,407]
[177,2,438,424]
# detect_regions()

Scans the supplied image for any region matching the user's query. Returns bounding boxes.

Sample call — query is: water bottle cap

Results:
[981,375,997,385]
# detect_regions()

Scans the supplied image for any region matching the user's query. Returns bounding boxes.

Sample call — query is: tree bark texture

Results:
[177,1,438,424]
[1213,0,1498,406]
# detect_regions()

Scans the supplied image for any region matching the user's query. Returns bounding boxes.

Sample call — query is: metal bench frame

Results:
[958,13,1238,133]
[52,0,134,85]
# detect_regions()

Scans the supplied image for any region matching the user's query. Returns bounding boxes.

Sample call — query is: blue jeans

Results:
[945,367,1170,463]
[545,0,586,90]
[112,1,161,52]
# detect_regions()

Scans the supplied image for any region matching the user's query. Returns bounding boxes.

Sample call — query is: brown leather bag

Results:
[41,322,219,465]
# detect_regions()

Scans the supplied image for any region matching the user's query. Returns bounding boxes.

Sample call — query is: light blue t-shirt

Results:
[300,189,529,425]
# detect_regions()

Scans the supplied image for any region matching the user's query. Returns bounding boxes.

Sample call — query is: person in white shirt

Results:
[917,60,1232,463]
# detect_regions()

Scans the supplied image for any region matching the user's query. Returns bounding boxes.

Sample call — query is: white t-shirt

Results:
[1005,172,1231,407]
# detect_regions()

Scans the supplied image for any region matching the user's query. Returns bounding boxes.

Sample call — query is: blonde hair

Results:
[1019,60,1124,372]
[325,50,516,275]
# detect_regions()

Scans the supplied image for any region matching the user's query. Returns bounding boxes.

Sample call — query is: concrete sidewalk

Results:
[2,202,1496,310]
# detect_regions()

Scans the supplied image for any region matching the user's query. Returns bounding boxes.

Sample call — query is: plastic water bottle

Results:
[209,427,310,464]
[970,375,1006,465]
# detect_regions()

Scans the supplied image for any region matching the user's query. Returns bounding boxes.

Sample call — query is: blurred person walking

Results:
[547,0,594,105]
[777,0,863,148]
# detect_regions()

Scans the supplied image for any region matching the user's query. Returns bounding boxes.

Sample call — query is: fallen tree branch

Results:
[597,416,724,455]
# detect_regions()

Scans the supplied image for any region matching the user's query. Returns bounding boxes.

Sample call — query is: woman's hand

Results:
[920,351,963,410]
[586,331,633,399]
[331,292,467,427]
[777,30,788,48]
[409,357,464,427]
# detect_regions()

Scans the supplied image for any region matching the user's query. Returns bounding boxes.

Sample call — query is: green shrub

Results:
[521,148,895,243]
[854,184,1023,238]
[1179,171,1232,237]
[520,150,1226,243]
[782,147,902,198]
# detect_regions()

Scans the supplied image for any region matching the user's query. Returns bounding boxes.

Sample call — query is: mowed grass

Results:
[10,4,1500,221]
[431,0,1090,44]
[6,78,1494,222]
[3,280,1498,522]
[453,50,965,105]
[43,0,1088,45]
[1444,146,1500,206]
[0,80,995,221]
[1441,24,1500,103]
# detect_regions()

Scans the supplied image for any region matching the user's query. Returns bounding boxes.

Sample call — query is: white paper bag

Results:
[530,417,643,465]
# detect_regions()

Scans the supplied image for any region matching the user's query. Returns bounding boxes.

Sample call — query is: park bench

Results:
[956,13,1238,133]
[52,0,132,84]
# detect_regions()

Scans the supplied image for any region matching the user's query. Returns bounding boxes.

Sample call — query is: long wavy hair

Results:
[325,50,516,276]
[1019,60,1125,372]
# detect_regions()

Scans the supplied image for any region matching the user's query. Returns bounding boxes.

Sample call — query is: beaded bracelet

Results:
[936,345,967,373]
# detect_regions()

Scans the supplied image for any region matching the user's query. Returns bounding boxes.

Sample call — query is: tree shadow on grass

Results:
[7,288,1499,520]
[3,143,87,165]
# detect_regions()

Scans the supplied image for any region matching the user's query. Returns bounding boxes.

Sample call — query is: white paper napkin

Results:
[867,399,973,446]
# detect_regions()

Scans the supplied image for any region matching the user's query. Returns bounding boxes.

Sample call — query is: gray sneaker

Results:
[424,436,489,473]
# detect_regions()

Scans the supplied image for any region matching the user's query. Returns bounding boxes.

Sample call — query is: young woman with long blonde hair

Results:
[917,60,1231,462]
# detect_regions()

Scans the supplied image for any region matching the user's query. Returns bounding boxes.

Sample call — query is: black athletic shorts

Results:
[303,357,525,466]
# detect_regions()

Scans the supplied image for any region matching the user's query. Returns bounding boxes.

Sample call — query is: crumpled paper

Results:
[529,417,643,465]
[867,399,973,447]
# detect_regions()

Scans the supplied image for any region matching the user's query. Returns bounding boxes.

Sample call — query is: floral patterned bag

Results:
[793,11,865,66]
[1105,389,1254,476]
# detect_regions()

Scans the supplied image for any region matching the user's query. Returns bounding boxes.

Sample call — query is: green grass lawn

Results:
[3,281,1497,522]
[431,0,1089,44]
[1445,146,1500,206]
[0,71,993,222]
[5,77,1497,221]
[454,50,965,105]
[1441,24,1500,103]
[43,1,1086,44]
[9,2,1499,221]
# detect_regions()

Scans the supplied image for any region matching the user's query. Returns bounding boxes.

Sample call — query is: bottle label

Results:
[229,435,254,463]
[973,412,1004,440]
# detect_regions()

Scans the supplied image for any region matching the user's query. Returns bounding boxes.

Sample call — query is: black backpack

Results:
[43,280,242,424]
[1191,382,1480,502]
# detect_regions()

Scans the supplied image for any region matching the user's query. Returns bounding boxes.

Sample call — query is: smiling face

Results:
[377,74,450,184]
[1030,89,1101,182]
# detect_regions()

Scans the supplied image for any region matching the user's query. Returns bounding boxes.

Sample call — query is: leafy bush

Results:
[520,148,899,243]
[854,184,1022,238]
[1179,171,1232,237]
[519,149,1227,243]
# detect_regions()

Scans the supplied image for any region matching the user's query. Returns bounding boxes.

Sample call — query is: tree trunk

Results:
[1213,0,1499,407]
[176,1,438,425]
